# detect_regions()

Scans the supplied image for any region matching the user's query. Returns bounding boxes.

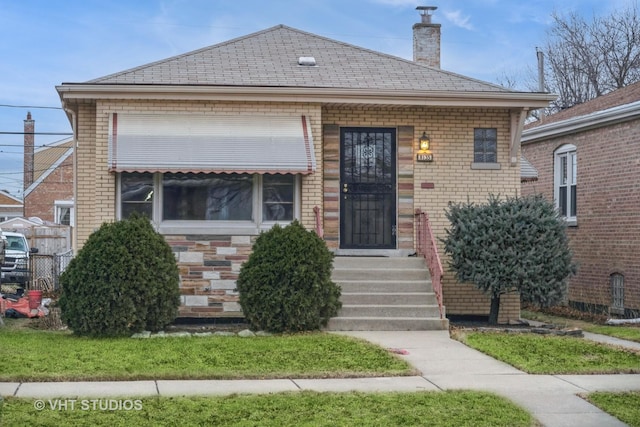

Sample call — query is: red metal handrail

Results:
[415,209,444,319]
[313,206,324,239]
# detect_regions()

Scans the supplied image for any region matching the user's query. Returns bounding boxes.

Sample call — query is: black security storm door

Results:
[340,128,397,249]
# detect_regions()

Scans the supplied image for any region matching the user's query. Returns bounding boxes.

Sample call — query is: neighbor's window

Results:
[610,273,624,315]
[554,144,577,224]
[473,128,497,163]
[54,200,74,226]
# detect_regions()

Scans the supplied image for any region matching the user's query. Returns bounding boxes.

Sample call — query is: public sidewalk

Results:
[1,330,639,427]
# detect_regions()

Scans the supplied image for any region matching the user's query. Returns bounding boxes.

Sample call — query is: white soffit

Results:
[108,114,316,174]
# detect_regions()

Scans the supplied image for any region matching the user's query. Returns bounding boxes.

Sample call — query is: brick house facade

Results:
[56,23,553,323]
[22,113,74,224]
[522,82,640,317]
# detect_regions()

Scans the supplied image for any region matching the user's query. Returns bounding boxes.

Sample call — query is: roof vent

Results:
[298,56,316,66]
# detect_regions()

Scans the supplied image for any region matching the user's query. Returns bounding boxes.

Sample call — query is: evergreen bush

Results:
[443,194,576,324]
[58,215,180,336]
[236,220,341,333]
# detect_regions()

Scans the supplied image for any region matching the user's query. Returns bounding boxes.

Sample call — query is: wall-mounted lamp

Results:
[417,131,434,163]
[419,132,431,152]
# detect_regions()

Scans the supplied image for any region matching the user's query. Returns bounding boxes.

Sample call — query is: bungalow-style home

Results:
[22,112,75,225]
[0,190,23,222]
[56,13,553,327]
[522,81,640,318]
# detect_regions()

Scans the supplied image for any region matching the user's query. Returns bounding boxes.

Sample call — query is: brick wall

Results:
[522,117,640,314]
[24,155,74,222]
[322,106,521,323]
[74,100,322,317]
[74,101,522,322]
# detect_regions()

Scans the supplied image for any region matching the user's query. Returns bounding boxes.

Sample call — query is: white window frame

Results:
[554,144,577,226]
[117,173,301,235]
[54,199,75,226]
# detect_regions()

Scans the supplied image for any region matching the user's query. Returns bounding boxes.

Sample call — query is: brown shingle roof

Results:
[526,80,640,129]
[87,25,512,93]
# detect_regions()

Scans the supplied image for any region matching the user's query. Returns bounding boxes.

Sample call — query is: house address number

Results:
[416,153,434,162]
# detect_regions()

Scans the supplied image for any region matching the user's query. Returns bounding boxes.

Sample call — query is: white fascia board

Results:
[523,100,640,144]
[56,84,556,109]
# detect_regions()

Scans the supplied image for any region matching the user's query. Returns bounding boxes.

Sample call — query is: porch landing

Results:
[326,256,449,331]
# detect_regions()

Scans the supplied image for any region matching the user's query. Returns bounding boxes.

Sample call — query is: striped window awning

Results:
[108,114,316,174]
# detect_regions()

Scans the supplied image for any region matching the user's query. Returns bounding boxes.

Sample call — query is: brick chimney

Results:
[24,111,34,190]
[413,6,441,68]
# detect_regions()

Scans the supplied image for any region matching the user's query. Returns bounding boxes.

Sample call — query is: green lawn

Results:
[585,392,640,427]
[456,331,640,374]
[0,391,537,427]
[0,328,414,382]
[522,309,640,343]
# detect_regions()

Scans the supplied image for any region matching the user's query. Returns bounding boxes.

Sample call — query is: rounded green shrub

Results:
[236,220,341,333]
[58,215,180,337]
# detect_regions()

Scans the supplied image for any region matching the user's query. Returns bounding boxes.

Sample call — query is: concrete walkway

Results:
[1,330,639,427]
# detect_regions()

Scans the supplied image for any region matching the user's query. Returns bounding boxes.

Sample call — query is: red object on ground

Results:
[28,290,43,309]
[1,296,43,318]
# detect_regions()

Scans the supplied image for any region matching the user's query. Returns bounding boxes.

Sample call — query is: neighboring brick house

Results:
[22,112,75,225]
[0,190,23,222]
[522,81,640,317]
[56,19,553,323]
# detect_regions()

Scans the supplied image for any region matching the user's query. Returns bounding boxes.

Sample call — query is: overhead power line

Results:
[0,104,63,110]
[0,132,73,136]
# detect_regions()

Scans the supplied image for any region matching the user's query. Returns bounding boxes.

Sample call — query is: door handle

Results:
[342,183,348,193]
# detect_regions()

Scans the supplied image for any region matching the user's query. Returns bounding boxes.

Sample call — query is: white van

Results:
[1,231,37,286]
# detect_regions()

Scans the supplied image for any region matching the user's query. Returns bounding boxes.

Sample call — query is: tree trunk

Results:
[488,293,501,325]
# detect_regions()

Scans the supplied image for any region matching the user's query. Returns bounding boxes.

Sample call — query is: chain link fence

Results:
[28,250,74,292]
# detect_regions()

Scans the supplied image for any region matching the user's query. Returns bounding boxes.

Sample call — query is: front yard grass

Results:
[1,391,537,427]
[455,331,640,374]
[522,309,640,343]
[0,328,414,382]
[584,391,640,427]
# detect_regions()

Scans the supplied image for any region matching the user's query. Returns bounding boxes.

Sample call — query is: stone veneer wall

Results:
[165,234,256,318]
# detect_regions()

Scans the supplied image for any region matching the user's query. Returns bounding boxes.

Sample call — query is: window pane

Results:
[121,172,154,219]
[560,156,567,185]
[263,174,294,221]
[571,153,577,185]
[58,207,71,225]
[163,173,252,221]
[570,185,577,217]
[611,273,624,312]
[473,128,497,163]
[559,186,567,216]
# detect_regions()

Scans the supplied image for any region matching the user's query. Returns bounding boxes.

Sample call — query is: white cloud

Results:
[443,9,474,31]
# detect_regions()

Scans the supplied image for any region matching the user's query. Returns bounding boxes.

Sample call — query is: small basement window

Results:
[610,273,625,315]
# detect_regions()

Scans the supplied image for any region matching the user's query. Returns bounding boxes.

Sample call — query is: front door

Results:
[340,127,396,249]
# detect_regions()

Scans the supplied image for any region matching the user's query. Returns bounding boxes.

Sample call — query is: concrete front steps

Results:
[326,256,449,331]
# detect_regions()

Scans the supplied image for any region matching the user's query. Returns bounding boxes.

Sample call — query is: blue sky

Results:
[0,0,633,197]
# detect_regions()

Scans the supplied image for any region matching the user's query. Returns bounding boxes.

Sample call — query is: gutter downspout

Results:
[63,105,78,251]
